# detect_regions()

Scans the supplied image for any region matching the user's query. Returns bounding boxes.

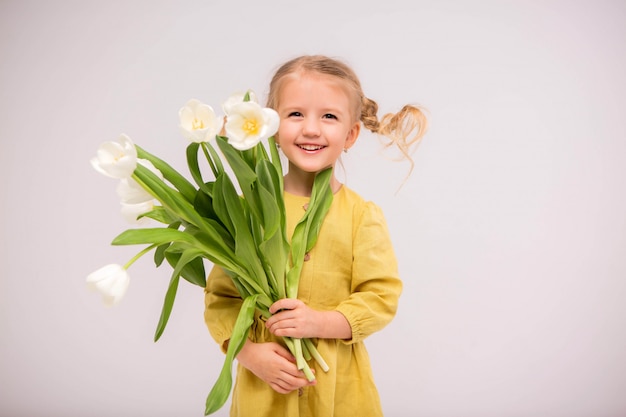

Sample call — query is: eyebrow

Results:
[279,105,347,115]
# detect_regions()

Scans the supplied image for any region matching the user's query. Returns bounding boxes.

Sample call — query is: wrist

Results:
[235,338,254,367]
[316,310,352,340]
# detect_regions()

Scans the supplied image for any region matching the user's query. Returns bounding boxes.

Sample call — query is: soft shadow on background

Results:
[1,1,625,416]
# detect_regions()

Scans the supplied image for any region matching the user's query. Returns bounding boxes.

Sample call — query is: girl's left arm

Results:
[266,202,402,342]
[333,202,403,344]
[266,298,352,340]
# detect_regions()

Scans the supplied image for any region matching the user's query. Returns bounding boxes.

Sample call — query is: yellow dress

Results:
[204,185,402,417]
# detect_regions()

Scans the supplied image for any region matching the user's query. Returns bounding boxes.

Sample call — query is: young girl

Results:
[204,54,427,417]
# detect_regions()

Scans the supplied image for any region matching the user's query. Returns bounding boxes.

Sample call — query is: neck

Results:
[283,168,342,197]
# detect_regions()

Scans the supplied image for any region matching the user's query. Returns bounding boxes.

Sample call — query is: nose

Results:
[302,117,320,137]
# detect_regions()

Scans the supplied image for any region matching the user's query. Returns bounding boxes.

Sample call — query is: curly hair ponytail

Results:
[363,99,428,174]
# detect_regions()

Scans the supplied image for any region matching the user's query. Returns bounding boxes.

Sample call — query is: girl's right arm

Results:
[204,265,243,352]
[205,265,313,393]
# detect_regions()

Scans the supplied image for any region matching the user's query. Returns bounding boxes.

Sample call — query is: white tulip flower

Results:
[179,99,223,143]
[224,102,279,151]
[116,159,162,204]
[120,200,154,224]
[86,264,130,306]
[222,90,258,115]
[91,134,137,179]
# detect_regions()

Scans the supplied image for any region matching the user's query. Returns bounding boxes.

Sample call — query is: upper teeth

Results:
[299,145,324,151]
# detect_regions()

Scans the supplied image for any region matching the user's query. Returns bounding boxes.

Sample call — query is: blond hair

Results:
[266,55,428,174]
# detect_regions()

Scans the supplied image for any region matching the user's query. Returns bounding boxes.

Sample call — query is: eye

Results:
[288,111,302,117]
[322,113,337,120]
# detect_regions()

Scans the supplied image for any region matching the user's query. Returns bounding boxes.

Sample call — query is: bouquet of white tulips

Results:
[88,92,332,415]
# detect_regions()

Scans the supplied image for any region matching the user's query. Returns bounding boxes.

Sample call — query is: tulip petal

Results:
[116,178,152,204]
[91,134,138,179]
[120,200,154,224]
[116,159,163,204]
[86,264,130,306]
[224,101,275,150]
[118,134,137,156]
[179,99,221,143]
[222,90,258,115]
[179,106,195,127]
[262,108,280,138]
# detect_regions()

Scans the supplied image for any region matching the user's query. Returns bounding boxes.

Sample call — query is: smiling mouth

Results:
[298,144,326,151]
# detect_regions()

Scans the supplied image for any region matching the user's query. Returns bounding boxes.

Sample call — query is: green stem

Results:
[283,337,315,382]
[303,338,329,372]
[201,142,219,178]
[123,243,159,270]
[293,338,305,370]
[301,338,312,361]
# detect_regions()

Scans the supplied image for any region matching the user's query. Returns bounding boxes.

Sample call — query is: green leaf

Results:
[193,187,226,226]
[203,141,225,176]
[205,294,259,415]
[205,218,236,253]
[186,142,213,195]
[154,243,169,267]
[164,248,207,287]
[112,227,199,246]
[153,221,180,267]
[258,185,280,240]
[304,169,334,252]
[258,231,288,300]
[216,136,256,185]
[268,137,284,190]
[215,137,264,224]
[211,174,239,238]
[132,165,208,229]
[132,166,239,266]
[136,144,197,202]
[180,255,206,287]
[258,150,288,246]
[139,206,178,225]
[255,159,283,241]
[188,194,236,251]
[154,274,180,342]
[211,173,270,296]
[193,187,214,218]
[286,168,334,298]
[113,223,240,284]
[255,141,269,161]
[241,147,258,171]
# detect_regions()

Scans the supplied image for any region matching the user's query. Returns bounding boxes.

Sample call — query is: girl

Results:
[204,54,427,417]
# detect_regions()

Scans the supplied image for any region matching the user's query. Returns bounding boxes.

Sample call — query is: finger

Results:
[269,298,300,314]
[269,381,292,394]
[265,311,291,329]
[273,344,296,363]
[278,370,312,388]
[266,309,297,330]
[271,324,299,338]
[269,319,302,338]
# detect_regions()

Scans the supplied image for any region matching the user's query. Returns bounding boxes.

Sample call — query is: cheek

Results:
[277,123,295,142]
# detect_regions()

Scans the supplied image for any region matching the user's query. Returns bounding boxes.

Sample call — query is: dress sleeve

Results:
[204,264,243,353]
[334,202,403,344]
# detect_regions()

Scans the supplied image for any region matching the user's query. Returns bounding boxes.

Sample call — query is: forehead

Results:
[278,72,353,106]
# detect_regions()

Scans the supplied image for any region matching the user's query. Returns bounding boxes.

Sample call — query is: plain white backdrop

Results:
[1,1,625,416]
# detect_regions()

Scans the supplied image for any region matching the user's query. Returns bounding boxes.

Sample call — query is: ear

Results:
[344,122,360,151]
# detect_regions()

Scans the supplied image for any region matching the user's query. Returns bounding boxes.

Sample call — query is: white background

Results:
[1,1,625,416]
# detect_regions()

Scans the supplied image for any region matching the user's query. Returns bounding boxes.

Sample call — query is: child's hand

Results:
[236,339,315,394]
[266,298,320,339]
[267,298,353,340]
